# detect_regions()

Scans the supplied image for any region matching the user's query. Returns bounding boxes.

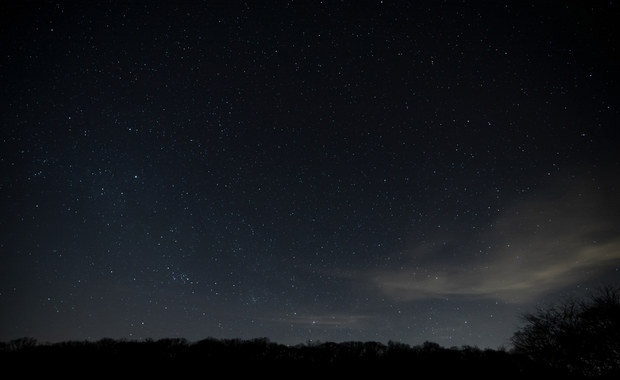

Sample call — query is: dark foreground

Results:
[0,337,613,378]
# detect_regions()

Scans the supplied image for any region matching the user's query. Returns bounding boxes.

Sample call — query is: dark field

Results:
[0,337,588,378]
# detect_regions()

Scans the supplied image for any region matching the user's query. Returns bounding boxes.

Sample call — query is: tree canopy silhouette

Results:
[0,336,545,378]
[4,287,620,378]
[511,285,620,377]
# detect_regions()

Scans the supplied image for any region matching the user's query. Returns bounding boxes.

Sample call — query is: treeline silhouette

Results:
[2,286,618,378]
[512,285,620,378]
[0,337,562,378]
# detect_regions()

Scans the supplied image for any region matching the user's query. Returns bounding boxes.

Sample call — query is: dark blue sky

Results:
[1,0,619,348]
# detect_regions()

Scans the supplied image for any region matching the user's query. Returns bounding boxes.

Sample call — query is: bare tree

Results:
[511,285,620,377]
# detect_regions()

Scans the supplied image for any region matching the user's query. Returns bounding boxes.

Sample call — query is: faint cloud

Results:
[370,180,620,303]
[276,313,373,329]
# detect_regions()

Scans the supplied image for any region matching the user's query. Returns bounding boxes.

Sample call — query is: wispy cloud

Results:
[275,313,373,329]
[368,180,620,303]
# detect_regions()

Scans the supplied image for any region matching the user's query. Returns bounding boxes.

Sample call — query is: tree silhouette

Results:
[511,285,620,377]
[0,335,554,378]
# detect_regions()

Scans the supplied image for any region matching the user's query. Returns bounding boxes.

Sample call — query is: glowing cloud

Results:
[370,181,620,303]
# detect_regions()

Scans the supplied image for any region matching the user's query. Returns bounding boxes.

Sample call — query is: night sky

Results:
[1,1,619,349]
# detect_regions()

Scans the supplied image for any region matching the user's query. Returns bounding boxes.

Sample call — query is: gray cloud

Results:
[269,312,373,330]
[368,180,620,303]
